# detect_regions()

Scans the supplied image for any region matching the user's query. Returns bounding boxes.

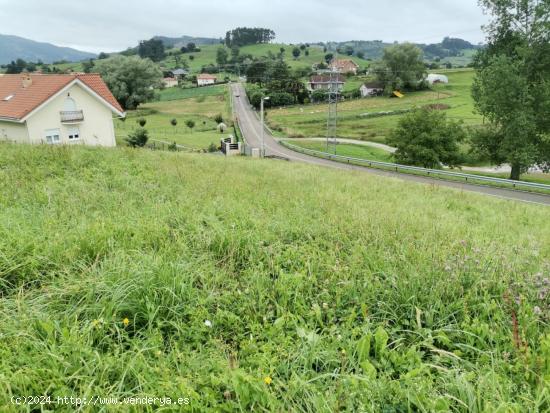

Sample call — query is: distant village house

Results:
[0,73,124,147]
[308,74,345,91]
[169,68,189,79]
[329,59,359,75]
[162,77,179,88]
[360,81,385,97]
[197,74,217,86]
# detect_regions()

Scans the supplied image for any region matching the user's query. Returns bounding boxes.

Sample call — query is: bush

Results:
[138,118,147,127]
[214,114,224,124]
[388,108,466,168]
[207,143,219,153]
[125,128,149,148]
[311,89,327,103]
[269,92,295,107]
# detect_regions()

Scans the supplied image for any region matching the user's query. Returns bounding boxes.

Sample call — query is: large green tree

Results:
[373,43,427,93]
[138,38,165,62]
[472,0,550,180]
[388,108,466,169]
[216,47,229,67]
[95,56,162,110]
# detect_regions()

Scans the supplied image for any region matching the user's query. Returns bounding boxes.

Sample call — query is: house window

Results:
[67,127,80,141]
[45,129,61,144]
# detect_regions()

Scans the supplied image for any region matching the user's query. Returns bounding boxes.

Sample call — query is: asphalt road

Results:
[230,83,550,206]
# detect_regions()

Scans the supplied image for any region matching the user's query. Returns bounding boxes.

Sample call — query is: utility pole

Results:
[260,96,270,157]
[326,67,340,154]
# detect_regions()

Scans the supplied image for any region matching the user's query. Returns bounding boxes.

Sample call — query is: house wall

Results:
[0,121,29,143]
[25,83,117,147]
[360,87,383,97]
[197,79,215,86]
[163,79,178,88]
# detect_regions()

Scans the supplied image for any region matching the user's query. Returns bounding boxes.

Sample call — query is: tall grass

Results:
[0,143,549,412]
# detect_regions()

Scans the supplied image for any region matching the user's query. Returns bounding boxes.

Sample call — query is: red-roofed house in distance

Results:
[329,59,359,75]
[196,74,217,86]
[0,73,125,147]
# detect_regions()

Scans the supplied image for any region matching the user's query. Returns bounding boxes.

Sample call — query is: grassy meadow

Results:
[115,85,232,150]
[161,43,368,73]
[267,70,481,143]
[0,143,549,412]
[282,139,394,163]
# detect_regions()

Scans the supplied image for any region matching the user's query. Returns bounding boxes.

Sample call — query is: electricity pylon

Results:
[326,68,340,154]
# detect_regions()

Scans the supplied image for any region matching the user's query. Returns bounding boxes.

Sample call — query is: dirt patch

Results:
[423,103,450,110]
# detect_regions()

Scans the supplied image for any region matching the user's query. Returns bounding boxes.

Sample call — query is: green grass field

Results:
[116,85,231,150]
[161,43,369,74]
[268,70,481,143]
[1,143,549,412]
[282,139,393,163]
[157,84,230,101]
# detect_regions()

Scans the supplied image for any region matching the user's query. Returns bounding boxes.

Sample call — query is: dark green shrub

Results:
[125,128,149,148]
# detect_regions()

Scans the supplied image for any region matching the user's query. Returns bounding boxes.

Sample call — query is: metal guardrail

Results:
[281,141,550,192]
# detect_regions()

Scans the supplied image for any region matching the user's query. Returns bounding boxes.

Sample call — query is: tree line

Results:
[225,27,275,47]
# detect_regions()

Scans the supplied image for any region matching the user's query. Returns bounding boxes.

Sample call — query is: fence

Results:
[280,141,550,193]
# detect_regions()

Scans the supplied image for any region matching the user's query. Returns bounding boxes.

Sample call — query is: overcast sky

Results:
[0,0,489,53]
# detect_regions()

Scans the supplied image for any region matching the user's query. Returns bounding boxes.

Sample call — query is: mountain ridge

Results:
[0,34,96,65]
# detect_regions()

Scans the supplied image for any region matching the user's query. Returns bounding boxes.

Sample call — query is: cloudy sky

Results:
[0,0,489,53]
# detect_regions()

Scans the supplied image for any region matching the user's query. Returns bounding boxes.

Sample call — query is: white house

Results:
[308,74,345,91]
[329,59,359,75]
[163,77,179,88]
[0,73,124,147]
[360,81,385,97]
[197,74,217,86]
[426,74,449,85]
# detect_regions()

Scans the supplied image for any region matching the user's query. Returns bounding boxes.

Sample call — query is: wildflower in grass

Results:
[534,306,542,315]
[123,317,130,327]
[264,376,272,385]
[204,320,212,328]
[92,319,100,328]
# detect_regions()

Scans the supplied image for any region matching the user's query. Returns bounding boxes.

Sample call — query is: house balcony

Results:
[60,110,84,123]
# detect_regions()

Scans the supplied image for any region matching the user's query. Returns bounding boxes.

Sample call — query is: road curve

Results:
[230,83,550,206]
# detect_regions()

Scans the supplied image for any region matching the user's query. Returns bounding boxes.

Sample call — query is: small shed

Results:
[360,82,384,97]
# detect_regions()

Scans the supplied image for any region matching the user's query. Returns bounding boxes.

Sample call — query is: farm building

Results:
[197,74,217,86]
[308,74,345,91]
[329,59,359,74]
[360,81,385,97]
[426,74,449,85]
[169,68,189,79]
[0,73,124,147]
[162,77,179,88]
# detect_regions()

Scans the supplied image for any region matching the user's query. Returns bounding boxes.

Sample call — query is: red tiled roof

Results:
[197,74,217,80]
[0,73,123,121]
[310,74,345,84]
[330,59,359,71]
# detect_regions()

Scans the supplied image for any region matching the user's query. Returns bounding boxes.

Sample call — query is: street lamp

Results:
[260,96,270,157]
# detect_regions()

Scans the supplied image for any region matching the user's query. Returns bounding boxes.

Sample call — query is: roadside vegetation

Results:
[1,143,549,411]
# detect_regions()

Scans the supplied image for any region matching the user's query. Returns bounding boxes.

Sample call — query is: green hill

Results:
[1,143,549,411]
[161,43,368,73]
